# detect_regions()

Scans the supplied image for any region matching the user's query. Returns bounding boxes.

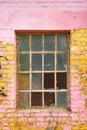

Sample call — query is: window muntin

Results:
[17,32,69,109]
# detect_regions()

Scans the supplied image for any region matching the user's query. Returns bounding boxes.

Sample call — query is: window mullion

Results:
[30,35,32,107]
[55,34,57,107]
[17,32,69,109]
[42,35,44,107]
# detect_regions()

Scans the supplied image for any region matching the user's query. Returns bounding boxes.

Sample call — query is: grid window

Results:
[16,32,69,109]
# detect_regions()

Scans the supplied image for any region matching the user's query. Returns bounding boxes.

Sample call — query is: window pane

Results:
[32,73,42,90]
[57,92,68,108]
[44,73,54,90]
[32,54,42,71]
[56,72,67,90]
[57,54,68,70]
[44,54,54,71]
[31,92,42,106]
[31,35,42,51]
[18,92,30,108]
[18,35,29,52]
[44,34,55,51]
[18,73,30,90]
[19,54,29,71]
[44,92,55,107]
[57,34,68,51]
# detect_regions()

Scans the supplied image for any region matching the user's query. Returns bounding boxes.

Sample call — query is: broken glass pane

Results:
[19,54,29,71]
[56,72,67,90]
[44,92,55,107]
[57,92,68,108]
[44,54,54,71]
[18,35,29,52]
[44,73,54,90]
[32,73,42,90]
[44,34,55,51]
[32,54,42,71]
[31,35,42,51]
[31,92,42,106]
[18,73,30,90]
[57,34,68,51]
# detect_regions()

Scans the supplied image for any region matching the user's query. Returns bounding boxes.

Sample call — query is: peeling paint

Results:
[0,28,87,129]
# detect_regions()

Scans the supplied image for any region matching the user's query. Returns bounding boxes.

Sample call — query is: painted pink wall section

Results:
[0,1,87,130]
[0,0,87,110]
[0,0,87,32]
[0,8,87,44]
[0,10,87,30]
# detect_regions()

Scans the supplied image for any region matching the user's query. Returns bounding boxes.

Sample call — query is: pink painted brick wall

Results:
[0,0,87,130]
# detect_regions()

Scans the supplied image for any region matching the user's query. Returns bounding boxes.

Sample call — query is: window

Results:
[16,31,70,109]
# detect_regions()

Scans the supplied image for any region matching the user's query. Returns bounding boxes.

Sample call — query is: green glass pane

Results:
[31,35,42,51]
[44,54,54,71]
[44,92,55,107]
[31,92,42,106]
[44,34,55,51]
[19,54,29,71]
[19,92,30,109]
[57,54,68,70]
[32,73,42,90]
[57,92,68,108]
[18,35,29,52]
[18,73,30,90]
[57,34,68,51]
[32,54,42,71]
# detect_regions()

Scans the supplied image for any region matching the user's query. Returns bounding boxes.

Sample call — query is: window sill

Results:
[16,107,71,114]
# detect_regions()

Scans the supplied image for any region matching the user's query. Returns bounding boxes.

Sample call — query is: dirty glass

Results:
[19,54,29,71]
[44,34,55,51]
[19,92,30,108]
[32,73,42,90]
[57,54,68,70]
[44,92,55,107]
[44,73,54,90]
[44,54,54,71]
[57,34,68,51]
[31,35,42,51]
[57,92,68,108]
[18,73,30,90]
[56,72,67,90]
[17,32,69,108]
[32,54,42,71]
[31,92,42,106]
[18,35,29,52]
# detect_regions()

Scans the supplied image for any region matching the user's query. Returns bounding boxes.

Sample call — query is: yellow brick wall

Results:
[0,29,87,130]
[71,29,87,97]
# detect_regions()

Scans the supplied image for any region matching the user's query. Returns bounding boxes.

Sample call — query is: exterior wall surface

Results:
[0,0,87,130]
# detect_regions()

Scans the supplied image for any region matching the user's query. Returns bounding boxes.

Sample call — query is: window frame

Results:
[16,30,70,110]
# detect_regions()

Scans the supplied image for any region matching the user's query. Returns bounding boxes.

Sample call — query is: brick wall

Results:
[0,0,87,129]
[0,29,87,130]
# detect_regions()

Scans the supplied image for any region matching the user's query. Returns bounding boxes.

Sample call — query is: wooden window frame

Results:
[16,30,70,110]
